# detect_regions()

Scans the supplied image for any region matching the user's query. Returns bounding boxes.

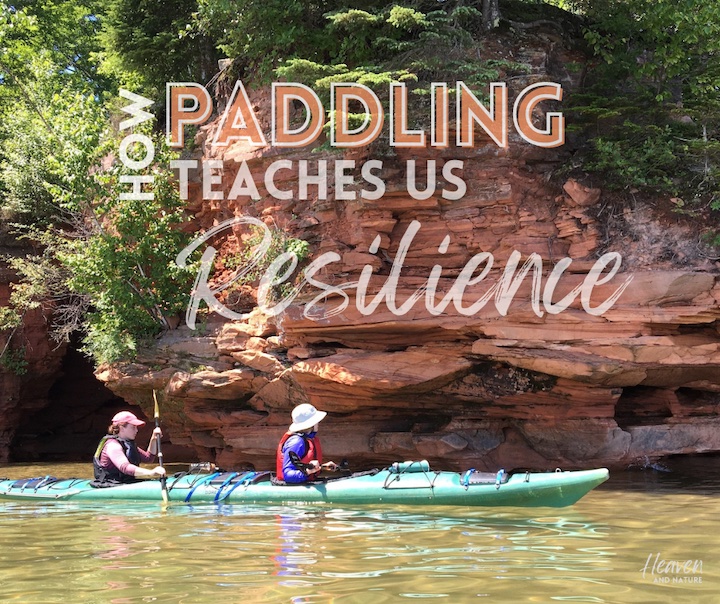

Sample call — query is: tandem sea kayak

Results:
[0,461,609,507]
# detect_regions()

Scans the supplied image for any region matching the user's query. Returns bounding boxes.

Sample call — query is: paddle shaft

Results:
[153,391,169,504]
[289,451,347,473]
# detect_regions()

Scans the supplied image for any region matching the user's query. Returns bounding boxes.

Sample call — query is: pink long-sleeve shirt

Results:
[99,439,154,476]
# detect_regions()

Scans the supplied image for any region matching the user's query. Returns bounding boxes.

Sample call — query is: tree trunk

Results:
[482,0,501,31]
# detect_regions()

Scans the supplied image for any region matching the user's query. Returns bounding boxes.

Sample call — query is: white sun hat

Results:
[289,403,327,432]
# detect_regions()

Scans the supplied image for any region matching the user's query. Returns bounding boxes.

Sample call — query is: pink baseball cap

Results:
[112,411,145,426]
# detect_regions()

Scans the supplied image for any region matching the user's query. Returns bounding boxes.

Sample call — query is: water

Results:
[0,458,717,603]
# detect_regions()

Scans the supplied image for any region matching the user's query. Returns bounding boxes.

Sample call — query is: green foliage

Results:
[270,3,527,149]
[195,0,354,78]
[1,131,196,365]
[386,6,428,31]
[325,8,385,65]
[580,1,720,105]
[0,1,110,95]
[584,124,684,190]
[0,256,46,340]
[100,0,217,92]
[0,86,107,223]
[0,2,198,366]
[195,1,515,85]
[57,136,196,364]
[0,1,110,224]
[5,0,719,377]
[0,1,107,366]
[0,240,75,371]
[569,0,720,239]
[225,226,309,279]
[223,225,310,304]
[0,346,27,375]
[0,250,60,328]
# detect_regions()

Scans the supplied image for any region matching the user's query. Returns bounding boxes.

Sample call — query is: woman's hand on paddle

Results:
[288,452,338,474]
[134,465,167,479]
[150,466,166,478]
[149,427,163,454]
[306,461,338,473]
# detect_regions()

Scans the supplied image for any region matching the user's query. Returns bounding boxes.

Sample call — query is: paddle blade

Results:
[153,390,160,420]
[289,451,310,471]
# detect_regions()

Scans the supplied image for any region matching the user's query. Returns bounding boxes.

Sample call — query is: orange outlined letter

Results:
[272,83,324,147]
[212,81,267,148]
[331,84,384,148]
[166,83,212,148]
[390,83,425,147]
[457,82,507,149]
[431,83,449,148]
[513,82,564,148]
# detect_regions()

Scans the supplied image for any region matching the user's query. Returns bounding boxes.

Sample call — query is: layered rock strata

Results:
[4,28,719,471]
[97,199,720,471]
[97,35,720,472]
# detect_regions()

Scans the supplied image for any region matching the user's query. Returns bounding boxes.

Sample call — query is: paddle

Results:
[289,451,348,473]
[152,390,169,505]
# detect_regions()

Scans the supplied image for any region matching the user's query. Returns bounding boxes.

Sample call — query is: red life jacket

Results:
[275,432,323,480]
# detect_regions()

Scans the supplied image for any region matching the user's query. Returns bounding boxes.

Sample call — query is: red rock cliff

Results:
[0,262,67,462]
[95,32,720,472]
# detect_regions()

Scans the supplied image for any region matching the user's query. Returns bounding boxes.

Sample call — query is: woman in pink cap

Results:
[92,411,166,486]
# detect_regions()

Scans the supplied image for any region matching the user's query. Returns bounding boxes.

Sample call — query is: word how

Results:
[118,90,156,199]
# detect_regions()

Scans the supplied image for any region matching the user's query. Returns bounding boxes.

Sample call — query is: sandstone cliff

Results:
[3,26,719,471]
[95,32,720,472]
[0,282,65,461]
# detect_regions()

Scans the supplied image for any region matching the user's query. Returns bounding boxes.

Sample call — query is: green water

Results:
[0,458,717,603]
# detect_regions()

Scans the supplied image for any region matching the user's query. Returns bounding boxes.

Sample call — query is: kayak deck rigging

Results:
[0,462,610,507]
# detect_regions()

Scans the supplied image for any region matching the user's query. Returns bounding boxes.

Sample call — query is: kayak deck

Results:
[0,464,609,507]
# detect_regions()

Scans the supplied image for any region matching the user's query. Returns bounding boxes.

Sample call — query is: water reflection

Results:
[273,513,320,581]
[94,515,137,563]
[242,505,612,602]
[1,501,616,601]
[1,460,719,602]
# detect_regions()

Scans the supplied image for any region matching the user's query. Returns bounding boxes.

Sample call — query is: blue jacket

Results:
[280,432,319,483]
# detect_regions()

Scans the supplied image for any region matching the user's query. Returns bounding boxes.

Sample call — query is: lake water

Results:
[0,457,717,603]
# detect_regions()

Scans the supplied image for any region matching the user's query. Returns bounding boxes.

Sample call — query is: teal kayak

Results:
[0,462,609,507]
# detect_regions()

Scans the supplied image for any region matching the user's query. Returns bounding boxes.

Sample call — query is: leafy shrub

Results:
[223,225,310,304]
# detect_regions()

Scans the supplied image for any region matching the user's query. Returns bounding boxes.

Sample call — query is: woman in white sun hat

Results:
[92,411,166,485]
[276,403,338,483]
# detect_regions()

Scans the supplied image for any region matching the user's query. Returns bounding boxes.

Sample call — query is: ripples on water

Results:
[0,458,718,603]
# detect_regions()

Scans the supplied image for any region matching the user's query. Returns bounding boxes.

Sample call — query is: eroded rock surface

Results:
[94,33,720,472]
[4,29,719,471]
